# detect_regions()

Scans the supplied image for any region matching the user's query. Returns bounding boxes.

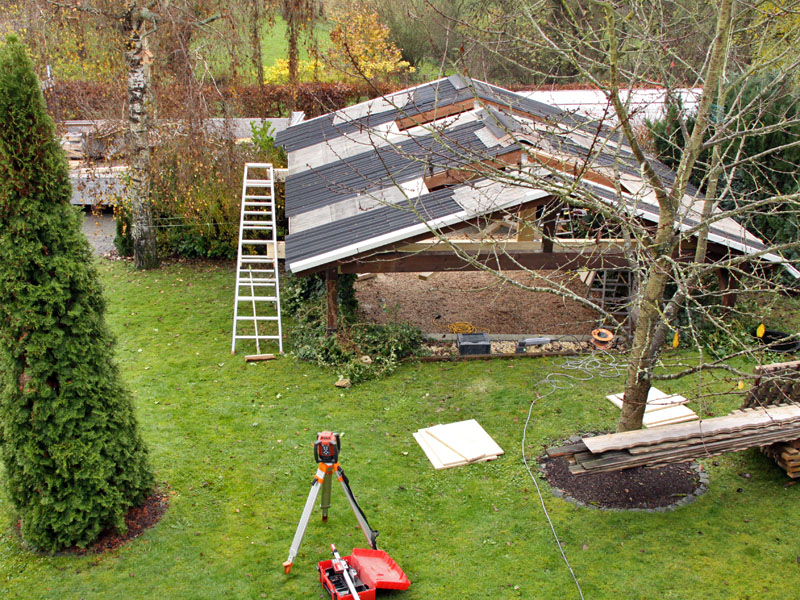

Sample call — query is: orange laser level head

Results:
[314,431,340,464]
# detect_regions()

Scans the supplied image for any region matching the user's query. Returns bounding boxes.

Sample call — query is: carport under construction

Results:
[274,75,796,333]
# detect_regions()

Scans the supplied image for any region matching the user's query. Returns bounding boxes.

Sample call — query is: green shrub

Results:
[125,122,288,260]
[0,36,154,552]
[284,274,425,383]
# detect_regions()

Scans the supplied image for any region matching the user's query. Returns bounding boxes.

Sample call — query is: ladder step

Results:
[234,334,282,340]
[235,316,280,321]
[243,195,273,200]
[241,239,273,244]
[237,284,277,290]
[238,278,276,283]
[244,181,273,188]
[243,210,272,215]
[243,202,273,207]
[240,257,277,263]
[237,296,278,302]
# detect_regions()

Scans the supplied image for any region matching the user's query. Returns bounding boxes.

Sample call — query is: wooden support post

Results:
[515,206,540,242]
[326,267,338,334]
[716,267,738,311]
[541,202,559,254]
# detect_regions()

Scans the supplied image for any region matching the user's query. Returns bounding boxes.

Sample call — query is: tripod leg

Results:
[320,470,332,522]
[336,466,379,550]
[283,465,328,573]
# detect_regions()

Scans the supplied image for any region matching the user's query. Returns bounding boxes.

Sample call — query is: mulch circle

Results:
[64,489,169,554]
[540,454,706,510]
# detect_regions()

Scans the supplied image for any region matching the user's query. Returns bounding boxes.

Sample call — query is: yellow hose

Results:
[449,322,477,334]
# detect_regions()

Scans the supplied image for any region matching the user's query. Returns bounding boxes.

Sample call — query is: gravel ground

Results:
[82,209,116,256]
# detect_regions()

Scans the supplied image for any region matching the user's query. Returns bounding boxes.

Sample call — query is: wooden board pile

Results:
[743,360,800,408]
[414,419,504,469]
[762,441,800,478]
[742,360,800,477]
[547,403,800,475]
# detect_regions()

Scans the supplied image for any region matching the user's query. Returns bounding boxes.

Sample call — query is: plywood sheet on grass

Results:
[413,431,469,468]
[425,419,504,462]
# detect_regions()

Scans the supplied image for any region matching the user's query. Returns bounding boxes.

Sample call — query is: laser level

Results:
[283,431,378,574]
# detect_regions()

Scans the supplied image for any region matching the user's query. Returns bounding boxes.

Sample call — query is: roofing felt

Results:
[285,118,500,217]
[285,188,459,265]
[275,78,470,154]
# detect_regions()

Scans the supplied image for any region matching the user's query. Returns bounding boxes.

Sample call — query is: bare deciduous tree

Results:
[307,0,800,431]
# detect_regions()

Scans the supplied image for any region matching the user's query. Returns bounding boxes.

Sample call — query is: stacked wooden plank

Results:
[762,441,800,478]
[414,419,504,469]
[743,360,800,408]
[547,404,800,475]
[742,361,800,476]
[606,387,698,428]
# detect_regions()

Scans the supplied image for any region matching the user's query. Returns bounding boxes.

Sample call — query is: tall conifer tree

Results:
[0,36,154,552]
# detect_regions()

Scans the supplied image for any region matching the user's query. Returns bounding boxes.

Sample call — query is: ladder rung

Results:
[237,283,277,289]
[235,316,280,321]
[243,202,273,207]
[240,239,273,244]
[237,278,277,283]
[243,226,273,231]
[243,210,272,215]
[234,335,282,340]
[237,296,278,302]
[244,195,273,200]
[244,181,273,187]
[240,257,276,263]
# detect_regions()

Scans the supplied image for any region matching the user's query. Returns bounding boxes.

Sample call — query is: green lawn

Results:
[1,260,799,599]
[199,15,332,84]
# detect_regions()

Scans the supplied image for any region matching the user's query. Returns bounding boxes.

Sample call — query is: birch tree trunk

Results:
[124,4,159,270]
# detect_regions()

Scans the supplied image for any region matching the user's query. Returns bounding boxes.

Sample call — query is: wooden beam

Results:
[424,149,523,190]
[716,267,738,310]
[396,98,474,130]
[326,268,338,334]
[396,239,626,253]
[515,206,539,242]
[339,251,628,273]
[540,201,560,253]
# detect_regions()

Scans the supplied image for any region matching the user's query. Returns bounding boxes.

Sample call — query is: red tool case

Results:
[317,548,410,600]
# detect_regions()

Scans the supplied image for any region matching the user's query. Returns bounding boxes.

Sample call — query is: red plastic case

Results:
[317,549,410,600]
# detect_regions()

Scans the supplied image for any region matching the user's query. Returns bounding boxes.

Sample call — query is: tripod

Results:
[283,432,378,574]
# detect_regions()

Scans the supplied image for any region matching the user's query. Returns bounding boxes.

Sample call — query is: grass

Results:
[1,259,800,599]
[197,15,332,84]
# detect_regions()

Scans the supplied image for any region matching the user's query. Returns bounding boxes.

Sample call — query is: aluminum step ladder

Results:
[231,163,283,354]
